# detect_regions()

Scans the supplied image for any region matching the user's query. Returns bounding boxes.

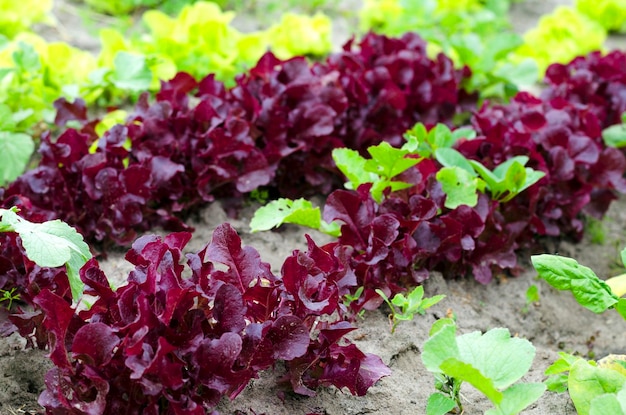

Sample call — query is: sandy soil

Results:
[3,0,626,414]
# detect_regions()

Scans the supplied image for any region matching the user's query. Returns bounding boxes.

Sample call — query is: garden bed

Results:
[3,194,626,414]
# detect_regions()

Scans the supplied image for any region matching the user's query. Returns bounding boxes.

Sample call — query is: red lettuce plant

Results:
[464,91,626,240]
[542,50,626,128]
[30,224,388,413]
[1,32,474,248]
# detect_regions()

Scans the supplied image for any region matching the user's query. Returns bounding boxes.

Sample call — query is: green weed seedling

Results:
[376,286,445,333]
[343,286,366,319]
[520,284,540,315]
[421,318,545,415]
[0,287,20,309]
[0,207,92,302]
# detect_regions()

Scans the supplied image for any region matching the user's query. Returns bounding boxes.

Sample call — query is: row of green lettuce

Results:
[1,0,625,187]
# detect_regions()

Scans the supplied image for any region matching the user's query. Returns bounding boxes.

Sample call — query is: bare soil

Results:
[3,1,626,414]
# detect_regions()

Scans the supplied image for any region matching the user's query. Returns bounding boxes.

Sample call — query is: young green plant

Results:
[543,351,626,415]
[376,286,445,333]
[532,251,626,415]
[421,318,545,415]
[435,148,545,205]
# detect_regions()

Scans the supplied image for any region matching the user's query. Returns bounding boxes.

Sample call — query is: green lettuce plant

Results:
[512,7,606,75]
[422,318,545,415]
[125,2,333,85]
[0,0,53,38]
[576,0,626,33]
[359,0,537,100]
[84,0,163,15]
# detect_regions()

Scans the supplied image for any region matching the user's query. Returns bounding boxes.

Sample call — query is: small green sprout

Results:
[0,287,20,310]
[376,286,445,333]
[521,284,540,314]
[343,286,366,319]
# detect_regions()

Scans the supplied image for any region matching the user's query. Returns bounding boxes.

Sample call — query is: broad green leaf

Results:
[434,148,476,175]
[486,383,546,415]
[532,254,619,313]
[112,52,152,91]
[516,168,545,194]
[429,317,456,336]
[457,328,536,390]
[426,393,457,415]
[0,131,34,185]
[0,104,16,130]
[469,159,500,189]
[503,160,526,193]
[494,59,539,88]
[421,321,460,373]
[569,359,626,415]
[440,357,503,404]
[492,156,529,178]
[598,355,626,377]
[0,209,91,301]
[621,247,626,268]
[545,374,570,393]
[589,393,626,415]
[430,123,456,149]
[436,166,479,209]
[332,147,378,190]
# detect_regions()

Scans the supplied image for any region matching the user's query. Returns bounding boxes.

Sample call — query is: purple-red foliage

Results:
[317,91,626,291]
[1,32,474,248]
[33,225,389,414]
[542,50,626,128]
